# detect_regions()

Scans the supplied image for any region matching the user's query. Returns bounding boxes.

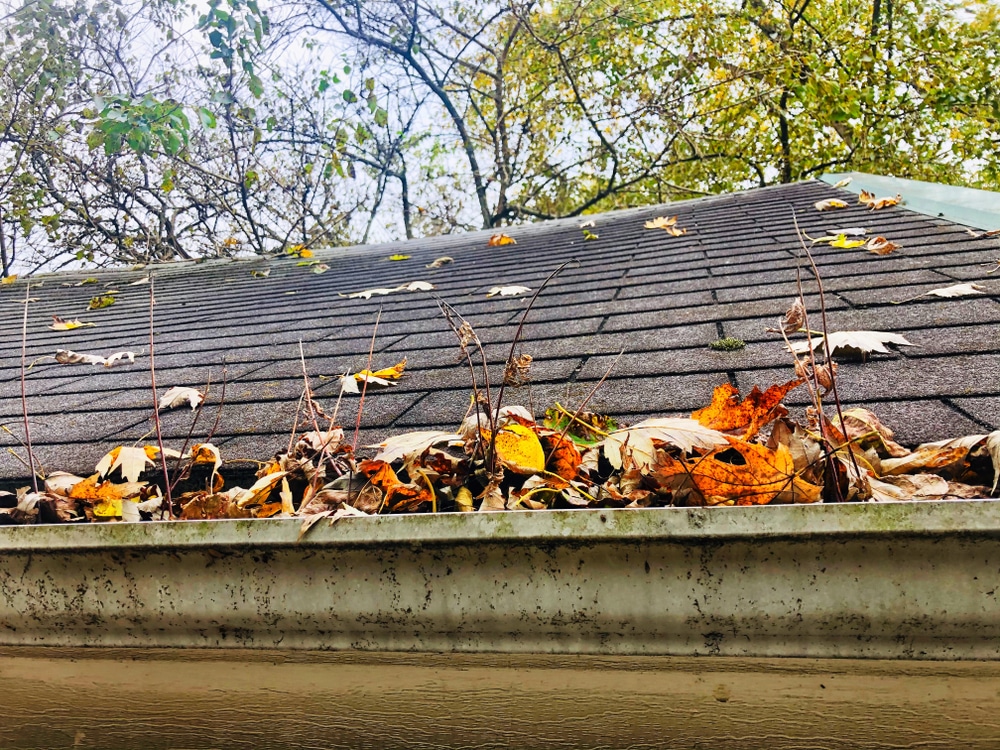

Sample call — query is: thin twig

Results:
[352,306,383,450]
[148,275,173,516]
[19,281,38,492]
[490,260,577,474]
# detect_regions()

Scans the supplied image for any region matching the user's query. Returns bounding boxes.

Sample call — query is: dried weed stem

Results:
[148,276,173,515]
[19,281,38,493]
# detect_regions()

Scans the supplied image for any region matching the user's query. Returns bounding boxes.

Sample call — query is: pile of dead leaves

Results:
[3,378,997,527]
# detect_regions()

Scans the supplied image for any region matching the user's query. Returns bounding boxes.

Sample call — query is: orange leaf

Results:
[692,379,805,440]
[487,233,517,247]
[541,434,582,480]
[652,437,821,506]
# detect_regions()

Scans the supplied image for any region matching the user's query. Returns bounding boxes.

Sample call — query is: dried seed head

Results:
[457,321,478,351]
[781,299,806,334]
[503,353,533,386]
[793,358,809,380]
[814,361,838,392]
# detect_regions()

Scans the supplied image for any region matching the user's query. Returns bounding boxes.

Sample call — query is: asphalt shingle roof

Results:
[2,179,999,489]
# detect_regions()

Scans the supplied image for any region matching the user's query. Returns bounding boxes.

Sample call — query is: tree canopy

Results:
[1,0,997,274]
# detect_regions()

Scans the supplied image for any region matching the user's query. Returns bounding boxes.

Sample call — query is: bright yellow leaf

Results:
[388,254,411,261]
[829,234,866,249]
[492,423,545,474]
[50,316,96,331]
[1,274,17,285]
[356,358,407,381]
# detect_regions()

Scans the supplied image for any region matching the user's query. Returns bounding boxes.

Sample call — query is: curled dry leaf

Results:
[50,316,95,330]
[789,331,915,357]
[779,299,806,334]
[814,199,848,211]
[487,233,517,247]
[503,353,533,386]
[859,190,902,210]
[345,280,434,299]
[368,430,463,463]
[925,283,985,298]
[250,269,271,278]
[833,407,909,458]
[866,236,900,255]
[356,358,406,382]
[55,348,136,367]
[832,177,853,188]
[486,285,532,297]
[425,256,453,269]
[604,418,729,471]
[158,386,205,411]
[87,294,116,310]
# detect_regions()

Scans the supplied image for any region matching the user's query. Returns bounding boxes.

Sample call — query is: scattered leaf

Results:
[579,220,596,228]
[368,431,463,464]
[388,254,411,261]
[828,234,866,249]
[49,316,95,331]
[644,216,677,229]
[582,229,599,240]
[866,236,900,255]
[55,349,136,367]
[487,285,532,297]
[356,358,406,381]
[345,280,434,299]
[129,276,151,285]
[832,177,853,188]
[159,386,205,411]
[87,293,116,310]
[488,233,517,247]
[426,256,453,268]
[814,199,848,211]
[402,280,434,292]
[251,269,271,278]
[1,274,17,285]
[789,331,916,357]
[859,190,902,210]
[893,283,986,305]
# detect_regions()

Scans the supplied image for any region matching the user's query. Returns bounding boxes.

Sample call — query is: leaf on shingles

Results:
[925,283,985,298]
[426,256,453,269]
[129,276,150,286]
[250,269,271,278]
[652,436,821,506]
[87,293,116,310]
[367,430,462,463]
[582,229,599,240]
[487,233,516,247]
[828,234,865,249]
[50,316,95,330]
[356,358,406,381]
[311,263,330,274]
[644,216,687,235]
[692,380,805,440]
[492,423,545,475]
[55,348,137,367]
[96,445,157,483]
[832,177,853,188]
[388,254,411,261]
[603,418,729,471]
[344,280,434,299]
[859,190,902,210]
[814,199,848,211]
[1,274,17,285]
[788,331,916,357]
[158,386,205,411]
[486,285,532,297]
[866,236,900,255]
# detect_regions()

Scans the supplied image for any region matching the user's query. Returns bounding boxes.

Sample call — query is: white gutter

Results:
[2,502,1000,659]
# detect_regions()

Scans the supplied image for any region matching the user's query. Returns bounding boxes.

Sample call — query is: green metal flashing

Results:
[820,172,1000,230]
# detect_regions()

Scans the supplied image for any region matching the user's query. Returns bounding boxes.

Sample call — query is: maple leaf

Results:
[158,386,205,411]
[425,256,453,268]
[652,436,821,506]
[828,234,866,249]
[644,216,677,229]
[95,445,157,483]
[814,199,848,211]
[603,418,729,470]
[486,285,532,297]
[692,379,805,440]
[866,236,900,255]
[55,348,136,367]
[488,233,517,246]
[789,331,916,357]
[49,316,95,330]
